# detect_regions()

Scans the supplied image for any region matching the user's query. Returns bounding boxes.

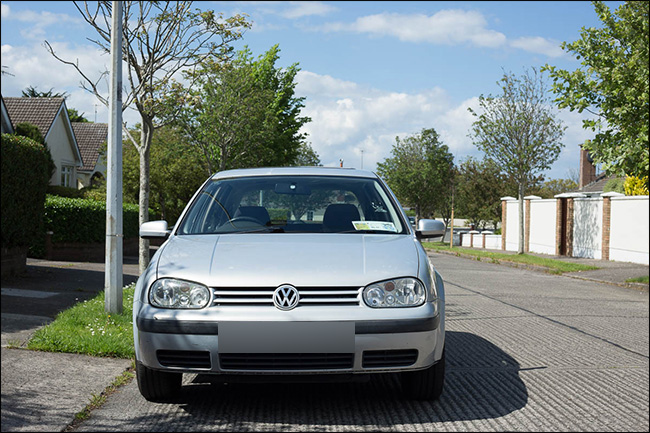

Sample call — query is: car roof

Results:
[211,166,379,180]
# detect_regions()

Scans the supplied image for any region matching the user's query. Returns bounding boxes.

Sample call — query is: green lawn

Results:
[27,284,136,359]
[422,242,600,274]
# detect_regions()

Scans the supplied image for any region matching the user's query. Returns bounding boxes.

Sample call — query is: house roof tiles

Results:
[3,97,66,138]
[72,122,107,172]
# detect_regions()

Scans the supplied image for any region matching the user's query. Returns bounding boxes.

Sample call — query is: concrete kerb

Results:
[427,247,649,292]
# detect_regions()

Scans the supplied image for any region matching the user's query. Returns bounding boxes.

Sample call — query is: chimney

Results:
[579,145,596,189]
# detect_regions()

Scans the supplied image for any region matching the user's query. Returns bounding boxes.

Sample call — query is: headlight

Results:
[362,278,426,308]
[149,278,210,309]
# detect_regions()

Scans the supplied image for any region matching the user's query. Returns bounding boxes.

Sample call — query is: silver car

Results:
[133,167,446,402]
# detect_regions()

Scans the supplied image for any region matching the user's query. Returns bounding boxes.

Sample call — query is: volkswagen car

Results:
[133,167,446,402]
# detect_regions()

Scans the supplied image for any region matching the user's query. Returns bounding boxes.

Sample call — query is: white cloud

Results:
[510,36,566,58]
[296,70,479,170]
[0,4,81,41]
[281,1,337,19]
[321,10,507,48]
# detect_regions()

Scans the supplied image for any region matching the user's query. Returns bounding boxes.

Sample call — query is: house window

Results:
[61,165,73,187]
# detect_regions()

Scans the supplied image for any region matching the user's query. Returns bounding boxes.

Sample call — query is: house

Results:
[72,122,108,188]
[3,96,83,188]
[574,144,622,197]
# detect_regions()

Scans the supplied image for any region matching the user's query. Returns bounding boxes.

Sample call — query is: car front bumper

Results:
[134,302,444,375]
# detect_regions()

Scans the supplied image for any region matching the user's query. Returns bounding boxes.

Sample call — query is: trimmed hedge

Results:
[1,133,54,249]
[44,195,145,243]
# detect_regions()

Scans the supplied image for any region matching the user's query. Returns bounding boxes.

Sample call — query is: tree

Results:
[122,125,207,224]
[377,128,454,224]
[532,178,579,199]
[455,157,508,230]
[469,68,565,254]
[175,45,311,174]
[45,1,249,272]
[543,1,649,187]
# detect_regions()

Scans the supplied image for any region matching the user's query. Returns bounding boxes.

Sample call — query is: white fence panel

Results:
[609,196,649,265]
[528,199,556,255]
[572,198,602,259]
[505,200,520,252]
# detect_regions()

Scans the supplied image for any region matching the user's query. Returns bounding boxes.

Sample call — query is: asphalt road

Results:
[68,251,649,432]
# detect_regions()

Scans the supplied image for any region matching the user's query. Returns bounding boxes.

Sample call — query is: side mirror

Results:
[140,220,170,240]
[416,219,446,240]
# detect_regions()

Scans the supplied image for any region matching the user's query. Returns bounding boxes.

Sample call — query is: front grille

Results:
[219,353,354,370]
[362,349,418,368]
[157,350,211,369]
[212,287,360,307]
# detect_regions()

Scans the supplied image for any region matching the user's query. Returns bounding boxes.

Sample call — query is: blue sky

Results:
[1,1,622,179]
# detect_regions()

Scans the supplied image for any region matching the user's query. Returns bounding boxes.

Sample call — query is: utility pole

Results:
[105,0,123,314]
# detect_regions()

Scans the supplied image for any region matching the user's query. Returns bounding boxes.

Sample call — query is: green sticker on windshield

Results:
[352,221,398,233]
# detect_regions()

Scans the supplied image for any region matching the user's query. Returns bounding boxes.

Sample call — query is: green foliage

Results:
[377,128,454,221]
[624,176,649,196]
[1,134,54,249]
[14,122,45,145]
[175,45,311,172]
[122,126,208,223]
[543,1,649,184]
[456,157,507,229]
[68,108,89,123]
[47,185,85,199]
[604,177,626,194]
[469,68,566,191]
[534,178,579,198]
[43,195,144,243]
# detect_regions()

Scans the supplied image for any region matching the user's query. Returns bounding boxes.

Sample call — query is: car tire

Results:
[400,348,445,400]
[136,361,182,402]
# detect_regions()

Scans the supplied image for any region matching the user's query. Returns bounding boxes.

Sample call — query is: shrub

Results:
[603,177,626,194]
[43,195,146,243]
[14,122,45,145]
[1,134,54,249]
[624,176,649,196]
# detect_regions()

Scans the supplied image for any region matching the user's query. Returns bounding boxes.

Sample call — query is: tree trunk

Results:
[138,117,153,274]
[518,182,525,255]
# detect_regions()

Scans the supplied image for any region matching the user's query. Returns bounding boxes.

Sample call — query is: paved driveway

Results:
[70,252,648,432]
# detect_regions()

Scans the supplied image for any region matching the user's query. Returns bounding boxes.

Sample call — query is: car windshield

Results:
[176,175,407,235]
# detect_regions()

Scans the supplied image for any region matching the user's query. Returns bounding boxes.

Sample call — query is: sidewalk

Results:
[1,257,140,432]
[1,252,648,432]
[429,246,649,291]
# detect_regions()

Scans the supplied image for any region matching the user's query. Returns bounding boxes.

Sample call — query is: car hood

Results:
[156,234,420,287]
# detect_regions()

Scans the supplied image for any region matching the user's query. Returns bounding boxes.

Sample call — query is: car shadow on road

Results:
[152,331,529,428]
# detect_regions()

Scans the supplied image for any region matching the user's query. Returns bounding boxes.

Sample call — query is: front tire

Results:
[400,348,445,400]
[136,361,182,402]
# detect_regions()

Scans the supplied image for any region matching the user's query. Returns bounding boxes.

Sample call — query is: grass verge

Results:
[626,275,649,284]
[422,242,600,274]
[27,283,136,358]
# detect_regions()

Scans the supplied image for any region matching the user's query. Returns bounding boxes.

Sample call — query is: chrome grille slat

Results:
[212,287,360,306]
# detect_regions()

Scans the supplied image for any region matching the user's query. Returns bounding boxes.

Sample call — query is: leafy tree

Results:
[455,157,507,230]
[293,142,321,167]
[14,122,45,145]
[543,1,649,187]
[176,45,311,173]
[21,86,68,99]
[122,126,208,224]
[46,1,249,272]
[377,128,454,223]
[469,68,565,254]
[533,178,579,199]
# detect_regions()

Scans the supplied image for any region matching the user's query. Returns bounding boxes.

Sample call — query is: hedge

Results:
[1,134,54,249]
[44,195,147,243]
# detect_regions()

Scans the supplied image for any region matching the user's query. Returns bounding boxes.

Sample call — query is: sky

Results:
[0,1,623,180]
